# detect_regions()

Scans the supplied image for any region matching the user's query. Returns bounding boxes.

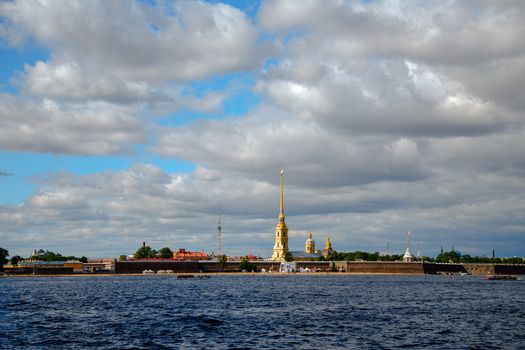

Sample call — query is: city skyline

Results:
[1,1,524,258]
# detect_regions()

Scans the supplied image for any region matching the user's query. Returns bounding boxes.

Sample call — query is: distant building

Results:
[31,249,48,258]
[229,254,259,261]
[83,259,115,272]
[305,232,315,254]
[288,250,321,261]
[287,233,321,261]
[64,260,83,272]
[323,237,334,257]
[173,248,208,261]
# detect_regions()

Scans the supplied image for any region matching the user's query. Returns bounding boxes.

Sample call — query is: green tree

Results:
[134,245,157,259]
[284,251,294,262]
[159,247,173,259]
[27,251,86,262]
[217,254,228,271]
[119,255,127,261]
[30,251,66,261]
[436,250,461,263]
[0,247,9,265]
[419,256,434,262]
[239,257,257,272]
[239,257,249,271]
[10,255,23,265]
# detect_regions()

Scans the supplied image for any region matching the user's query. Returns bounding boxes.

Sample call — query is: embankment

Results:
[5,261,525,275]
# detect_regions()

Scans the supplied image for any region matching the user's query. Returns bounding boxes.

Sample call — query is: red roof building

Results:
[172,248,209,261]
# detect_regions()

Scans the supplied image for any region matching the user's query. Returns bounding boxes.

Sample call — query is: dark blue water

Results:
[1,275,524,349]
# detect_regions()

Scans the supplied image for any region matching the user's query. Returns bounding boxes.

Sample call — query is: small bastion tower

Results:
[272,170,289,261]
[305,232,315,254]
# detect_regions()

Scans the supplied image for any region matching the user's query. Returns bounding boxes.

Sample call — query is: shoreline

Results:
[2,272,443,278]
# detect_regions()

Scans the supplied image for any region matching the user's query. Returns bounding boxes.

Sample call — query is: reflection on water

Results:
[1,275,524,349]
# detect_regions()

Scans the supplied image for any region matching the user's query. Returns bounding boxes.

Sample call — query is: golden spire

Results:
[279,169,284,223]
[272,169,289,261]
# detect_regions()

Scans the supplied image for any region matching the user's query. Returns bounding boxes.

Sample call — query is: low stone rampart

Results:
[336,261,425,274]
[423,263,466,274]
[463,263,494,275]
[494,264,525,275]
[4,267,74,275]
[106,261,525,275]
[115,261,200,274]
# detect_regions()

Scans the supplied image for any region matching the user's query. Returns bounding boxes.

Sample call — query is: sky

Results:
[1,0,524,259]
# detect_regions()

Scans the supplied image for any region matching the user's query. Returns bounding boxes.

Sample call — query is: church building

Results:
[271,170,332,261]
[271,170,289,261]
[305,232,315,254]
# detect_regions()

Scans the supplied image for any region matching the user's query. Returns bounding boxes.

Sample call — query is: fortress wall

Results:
[494,264,525,275]
[109,260,525,275]
[463,264,494,275]
[423,263,466,274]
[3,267,74,275]
[295,262,330,270]
[342,261,425,274]
[115,261,200,274]
[424,263,525,275]
[200,261,330,272]
[199,261,242,272]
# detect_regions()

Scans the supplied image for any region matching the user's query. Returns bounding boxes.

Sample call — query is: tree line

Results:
[2,246,525,266]
[132,245,173,259]
[0,247,88,265]
[319,249,525,264]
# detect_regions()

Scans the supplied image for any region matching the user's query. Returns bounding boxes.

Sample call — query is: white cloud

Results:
[1,0,269,105]
[1,163,523,258]
[0,94,145,154]
[1,1,524,258]
[3,1,264,80]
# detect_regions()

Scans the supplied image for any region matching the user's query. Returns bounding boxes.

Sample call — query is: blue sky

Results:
[1,0,524,258]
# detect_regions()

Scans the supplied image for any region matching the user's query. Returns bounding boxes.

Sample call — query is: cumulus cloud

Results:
[155,108,432,187]
[259,1,525,65]
[149,0,525,256]
[0,94,145,154]
[1,0,268,102]
[1,1,524,258]
[2,164,524,258]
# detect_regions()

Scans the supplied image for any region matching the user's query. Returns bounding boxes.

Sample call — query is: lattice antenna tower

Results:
[217,205,222,257]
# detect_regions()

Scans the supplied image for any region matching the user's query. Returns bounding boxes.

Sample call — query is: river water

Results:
[1,275,524,349]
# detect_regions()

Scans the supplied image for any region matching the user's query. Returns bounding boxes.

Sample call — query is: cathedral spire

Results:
[272,169,289,261]
[279,169,285,222]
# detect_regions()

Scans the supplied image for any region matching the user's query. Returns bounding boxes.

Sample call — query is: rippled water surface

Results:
[1,275,524,349]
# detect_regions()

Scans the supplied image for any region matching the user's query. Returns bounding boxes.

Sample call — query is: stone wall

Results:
[494,264,525,275]
[113,260,525,275]
[463,263,494,275]
[423,263,466,274]
[4,267,74,275]
[115,261,200,273]
[335,261,425,274]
